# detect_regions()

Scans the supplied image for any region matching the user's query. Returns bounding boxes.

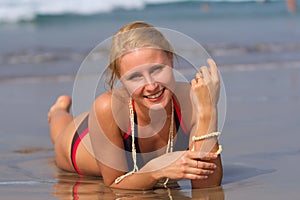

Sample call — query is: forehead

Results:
[119,48,171,76]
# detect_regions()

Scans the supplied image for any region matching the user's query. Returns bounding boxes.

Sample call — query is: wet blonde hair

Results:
[106,21,174,89]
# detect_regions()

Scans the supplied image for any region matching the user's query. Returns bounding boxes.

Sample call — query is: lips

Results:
[143,88,165,99]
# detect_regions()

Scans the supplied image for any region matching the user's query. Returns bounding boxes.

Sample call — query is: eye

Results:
[127,72,142,81]
[150,65,164,74]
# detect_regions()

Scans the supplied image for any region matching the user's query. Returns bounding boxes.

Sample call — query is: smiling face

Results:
[119,48,175,110]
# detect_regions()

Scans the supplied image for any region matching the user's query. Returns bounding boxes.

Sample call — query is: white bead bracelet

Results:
[192,131,221,142]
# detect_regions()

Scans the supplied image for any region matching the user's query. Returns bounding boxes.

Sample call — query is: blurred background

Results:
[0,0,299,199]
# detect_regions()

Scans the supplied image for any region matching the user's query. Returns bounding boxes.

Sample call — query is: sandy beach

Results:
[0,60,299,199]
[1,1,300,199]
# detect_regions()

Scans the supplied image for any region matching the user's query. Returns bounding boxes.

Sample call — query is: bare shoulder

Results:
[91,92,115,125]
[93,87,129,114]
[94,92,113,112]
[91,88,130,135]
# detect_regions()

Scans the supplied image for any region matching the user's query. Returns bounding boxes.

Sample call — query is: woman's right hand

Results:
[191,58,220,110]
[139,151,218,181]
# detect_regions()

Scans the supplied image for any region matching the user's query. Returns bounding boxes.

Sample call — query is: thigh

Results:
[75,133,102,176]
[54,112,90,172]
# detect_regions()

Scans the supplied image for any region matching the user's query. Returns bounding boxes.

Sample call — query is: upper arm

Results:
[88,92,128,185]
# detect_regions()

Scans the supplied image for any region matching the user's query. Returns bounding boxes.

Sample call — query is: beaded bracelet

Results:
[192,131,221,142]
[191,132,222,153]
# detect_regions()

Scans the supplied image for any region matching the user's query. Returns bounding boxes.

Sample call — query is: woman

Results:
[48,21,222,190]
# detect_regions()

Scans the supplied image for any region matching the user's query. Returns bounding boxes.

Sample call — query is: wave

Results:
[1,43,299,65]
[0,0,142,23]
[0,0,281,23]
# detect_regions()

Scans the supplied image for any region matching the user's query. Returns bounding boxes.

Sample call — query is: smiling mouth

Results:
[144,88,165,99]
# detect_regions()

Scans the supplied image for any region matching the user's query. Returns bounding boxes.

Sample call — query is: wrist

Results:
[151,169,164,181]
[196,107,218,135]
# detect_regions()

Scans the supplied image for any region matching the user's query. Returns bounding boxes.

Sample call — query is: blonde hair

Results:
[106,21,174,89]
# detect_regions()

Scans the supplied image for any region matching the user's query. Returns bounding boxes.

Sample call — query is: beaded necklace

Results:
[115,97,174,187]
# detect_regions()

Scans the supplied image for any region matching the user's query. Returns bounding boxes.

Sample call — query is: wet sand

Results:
[0,61,299,199]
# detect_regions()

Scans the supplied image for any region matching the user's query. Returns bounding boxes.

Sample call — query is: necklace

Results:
[163,98,174,187]
[114,97,174,186]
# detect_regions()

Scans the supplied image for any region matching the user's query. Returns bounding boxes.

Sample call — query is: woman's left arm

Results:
[189,58,223,188]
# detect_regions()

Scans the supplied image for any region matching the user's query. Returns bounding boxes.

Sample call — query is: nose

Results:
[144,74,158,90]
[145,82,159,91]
[144,73,155,85]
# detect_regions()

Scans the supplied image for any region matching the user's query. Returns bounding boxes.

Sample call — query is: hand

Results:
[164,151,218,180]
[191,58,220,109]
[141,151,218,181]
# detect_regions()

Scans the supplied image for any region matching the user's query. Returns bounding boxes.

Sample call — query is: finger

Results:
[199,152,219,161]
[184,167,214,176]
[196,76,205,85]
[197,169,214,175]
[184,155,216,170]
[201,66,211,77]
[207,58,217,74]
[196,71,203,79]
[185,157,217,169]
[200,66,211,84]
[185,174,209,180]
[207,58,219,82]
[197,160,217,170]
[191,78,197,87]
[194,72,204,86]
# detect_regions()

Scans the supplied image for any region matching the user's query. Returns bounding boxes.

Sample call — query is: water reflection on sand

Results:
[52,171,225,199]
[2,147,276,200]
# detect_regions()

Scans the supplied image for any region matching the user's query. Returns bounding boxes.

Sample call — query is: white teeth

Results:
[147,90,163,99]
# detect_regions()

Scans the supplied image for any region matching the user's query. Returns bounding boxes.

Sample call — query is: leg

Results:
[48,95,101,175]
[48,95,76,172]
[48,95,73,144]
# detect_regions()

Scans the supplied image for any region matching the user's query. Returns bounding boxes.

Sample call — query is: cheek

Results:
[122,80,144,96]
[130,86,144,100]
[154,68,175,90]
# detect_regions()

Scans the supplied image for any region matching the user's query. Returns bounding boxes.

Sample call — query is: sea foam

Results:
[0,0,280,23]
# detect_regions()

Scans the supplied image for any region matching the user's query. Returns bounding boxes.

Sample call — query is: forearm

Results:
[109,151,188,189]
[191,107,223,188]
[108,157,167,190]
[193,107,218,150]
[109,171,160,190]
[198,106,218,133]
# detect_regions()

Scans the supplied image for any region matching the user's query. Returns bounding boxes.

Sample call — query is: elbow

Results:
[192,157,223,189]
[104,179,114,187]
[102,174,118,188]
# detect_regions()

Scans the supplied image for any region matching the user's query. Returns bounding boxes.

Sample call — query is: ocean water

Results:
[0,0,299,78]
[0,0,295,23]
